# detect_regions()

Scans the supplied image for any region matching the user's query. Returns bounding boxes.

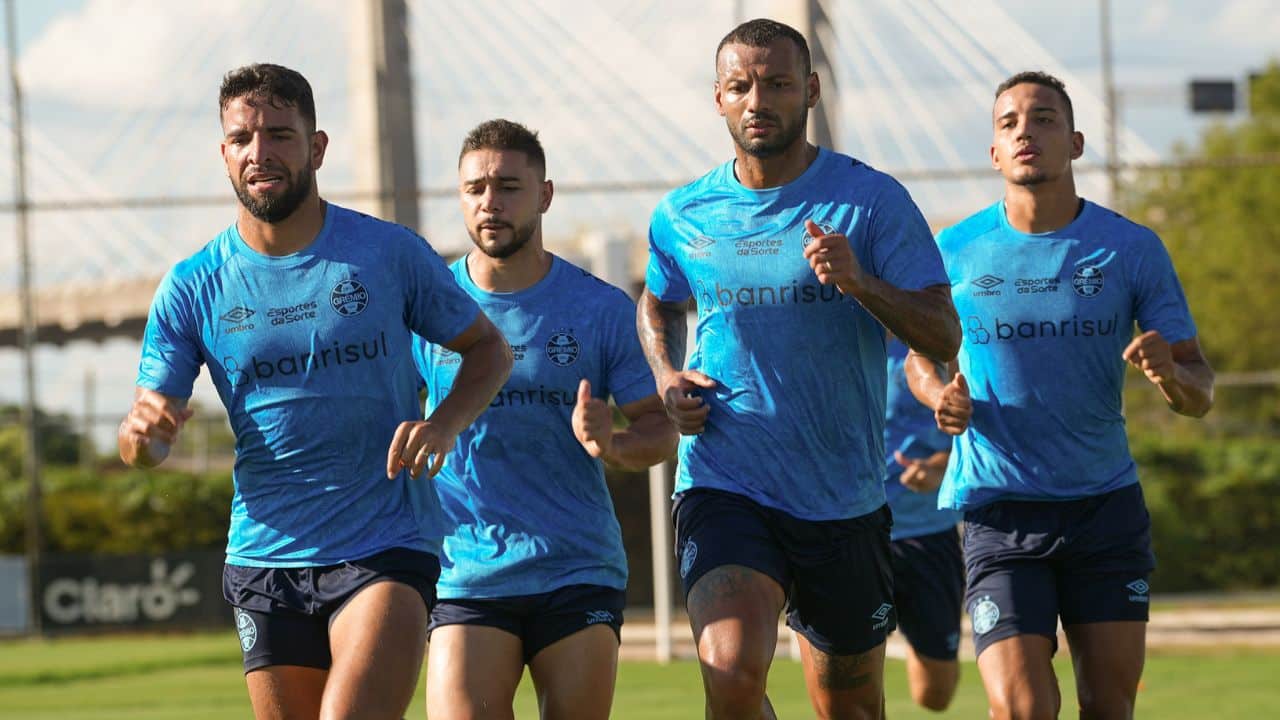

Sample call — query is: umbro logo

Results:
[972,275,1004,290]
[221,306,256,323]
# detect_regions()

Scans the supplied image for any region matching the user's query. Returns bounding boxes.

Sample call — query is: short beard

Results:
[730,106,808,159]
[471,215,538,259]
[1010,169,1049,187]
[232,162,314,223]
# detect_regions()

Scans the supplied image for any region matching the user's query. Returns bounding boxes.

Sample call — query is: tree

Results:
[1127,60,1280,431]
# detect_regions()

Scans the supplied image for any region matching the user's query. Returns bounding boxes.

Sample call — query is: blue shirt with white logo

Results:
[937,200,1197,510]
[646,147,949,521]
[137,203,481,567]
[414,255,656,598]
[883,338,960,541]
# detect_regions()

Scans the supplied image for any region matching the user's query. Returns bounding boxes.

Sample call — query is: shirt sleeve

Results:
[136,269,203,398]
[599,289,659,407]
[1131,228,1197,344]
[865,178,950,292]
[401,232,482,345]
[644,201,692,303]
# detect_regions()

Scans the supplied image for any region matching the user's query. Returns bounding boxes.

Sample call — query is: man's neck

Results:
[1003,176,1082,234]
[733,141,819,190]
[467,238,553,293]
[237,194,327,257]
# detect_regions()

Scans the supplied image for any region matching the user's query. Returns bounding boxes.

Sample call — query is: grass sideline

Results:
[1,631,1278,718]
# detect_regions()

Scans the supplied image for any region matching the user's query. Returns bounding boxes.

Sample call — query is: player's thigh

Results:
[675,489,789,668]
[903,643,959,711]
[244,665,328,720]
[976,634,1060,720]
[1064,621,1145,720]
[797,637,886,720]
[322,580,430,720]
[528,623,620,720]
[426,623,525,720]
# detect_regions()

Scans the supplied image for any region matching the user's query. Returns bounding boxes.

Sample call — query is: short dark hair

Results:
[219,63,317,131]
[458,119,546,177]
[994,71,1075,130]
[716,18,812,77]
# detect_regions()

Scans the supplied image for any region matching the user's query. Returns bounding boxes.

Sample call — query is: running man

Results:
[637,19,960,719]
[882,336,962,712]
[417,119,678,720]
[118,64,512,720]
[907,71,1214,720]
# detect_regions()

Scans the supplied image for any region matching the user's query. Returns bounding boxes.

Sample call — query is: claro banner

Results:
[38,553,231,632]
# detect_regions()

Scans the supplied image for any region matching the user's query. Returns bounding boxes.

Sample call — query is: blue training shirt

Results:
[646,147,950,521]
[137,203,481,567]
[883,338,960,541]
[414,255,656,598]
[937,199,1197,510]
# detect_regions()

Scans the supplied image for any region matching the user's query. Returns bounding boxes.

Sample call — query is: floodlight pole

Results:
[1100,0,1120,207]
[5,0,42,635]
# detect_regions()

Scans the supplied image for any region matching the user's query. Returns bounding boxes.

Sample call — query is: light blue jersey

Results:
[884,338,960,541]
[646,147,949,521]
[937,200,1197,510]
[137,203,480,567]
[414,255,656,599]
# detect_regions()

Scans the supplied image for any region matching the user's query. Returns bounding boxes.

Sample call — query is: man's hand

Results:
[935,373,972,436]
[387,420,458,479]
[895,450,948,493]
[573,379,614,458]
[1123,330,1176,386]
[801,219,866,296]
[659,370,717,435]
[119,389,193,467]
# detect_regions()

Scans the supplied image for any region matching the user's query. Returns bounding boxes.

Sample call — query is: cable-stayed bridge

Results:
[0,0,1159,348]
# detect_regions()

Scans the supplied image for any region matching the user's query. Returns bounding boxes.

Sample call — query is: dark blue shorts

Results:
[674,488,896,656]
[428,584,625,664]
[890,526,964,661]
[963,483,1155,657]
[223,547,439,672]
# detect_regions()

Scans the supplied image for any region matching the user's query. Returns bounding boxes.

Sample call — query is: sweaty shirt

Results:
[415,255,656,598]
[645,147,949,521]
[137,203,480,566]
[936,199,1196,510]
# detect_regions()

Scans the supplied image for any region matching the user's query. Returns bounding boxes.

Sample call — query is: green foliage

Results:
[1128,61,1280,381]
[1136,433,1280,591]
[0,467,232,555]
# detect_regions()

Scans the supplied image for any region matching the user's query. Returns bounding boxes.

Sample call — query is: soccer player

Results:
[882,336,962,712]
[416,119,678,720]
[117,64,512,720]
[637,19,960,719]
[907,71,1215,720]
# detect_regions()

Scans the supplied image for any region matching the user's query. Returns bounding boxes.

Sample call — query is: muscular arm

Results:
[118,387,192,468]
[432,312,514,435]
[598,395,678,470]
[1125,333,1214,418]
[636,288,688,386]
[850,282,960,363]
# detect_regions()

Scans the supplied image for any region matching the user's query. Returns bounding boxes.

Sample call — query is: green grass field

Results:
[2,631,1278,718]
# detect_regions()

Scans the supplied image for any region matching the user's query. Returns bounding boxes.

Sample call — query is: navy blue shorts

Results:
[890,526,964,661]
[428,584,625,664]
[674,487,896,656]
[963,483,1155,657]
[223,547,439,672]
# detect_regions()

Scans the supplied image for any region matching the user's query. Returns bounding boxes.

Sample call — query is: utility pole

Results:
[1099,0,1120,207]
[5,0,41,635]
[350,0,420,230]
